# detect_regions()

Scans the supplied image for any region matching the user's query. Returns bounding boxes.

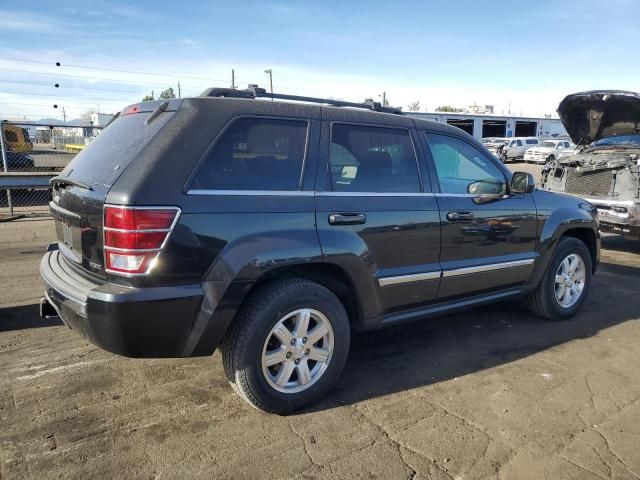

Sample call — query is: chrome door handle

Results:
[328,213,367,225]
[446,211,475,222]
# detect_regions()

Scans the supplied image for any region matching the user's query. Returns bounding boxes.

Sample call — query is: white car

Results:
[493,137,539,163]
[524,139,574,164]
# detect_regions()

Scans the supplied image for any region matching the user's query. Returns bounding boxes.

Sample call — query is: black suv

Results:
[40,87,599,413]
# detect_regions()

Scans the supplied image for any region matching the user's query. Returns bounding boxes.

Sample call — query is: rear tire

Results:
[222,278,350,414]
[524,237,592,320]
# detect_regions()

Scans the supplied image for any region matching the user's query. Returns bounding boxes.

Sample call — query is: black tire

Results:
[524,237,592,320]
[221,278,350,414]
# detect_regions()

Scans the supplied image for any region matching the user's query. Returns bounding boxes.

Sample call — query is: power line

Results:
[0,100,106,109]
[0,67,214,90]
[0,78,145,94]
[0,57,230,82]
[0,89,129,103]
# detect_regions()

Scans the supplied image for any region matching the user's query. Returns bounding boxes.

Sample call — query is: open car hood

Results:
[557,90,640,145]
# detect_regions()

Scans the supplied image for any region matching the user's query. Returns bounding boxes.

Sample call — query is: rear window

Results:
[192,117,308,191]
[61,111,173,187]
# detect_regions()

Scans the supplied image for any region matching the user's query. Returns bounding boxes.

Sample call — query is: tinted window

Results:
[194,118,308,191]
[526,139,538,144]
[329,124,420,193]
[62,111,174,187]
[516,140,523,146]
[425,133,506,195]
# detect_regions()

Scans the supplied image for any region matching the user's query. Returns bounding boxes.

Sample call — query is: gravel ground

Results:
[1,166,640,479]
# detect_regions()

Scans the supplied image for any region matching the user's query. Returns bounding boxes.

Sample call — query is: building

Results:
[406,111,567,141]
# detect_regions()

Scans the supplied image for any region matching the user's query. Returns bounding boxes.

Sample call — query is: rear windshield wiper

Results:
[50,175,93,191]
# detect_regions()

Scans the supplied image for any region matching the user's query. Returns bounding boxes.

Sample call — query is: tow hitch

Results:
[40,297,59,318]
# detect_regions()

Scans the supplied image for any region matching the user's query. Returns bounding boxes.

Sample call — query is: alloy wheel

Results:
[261,308,334,394]
[554,253,586,308]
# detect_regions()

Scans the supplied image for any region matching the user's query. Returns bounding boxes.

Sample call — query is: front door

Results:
[316,121,441,319]
[423,131,538,299]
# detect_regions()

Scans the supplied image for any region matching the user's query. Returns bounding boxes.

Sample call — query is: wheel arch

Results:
[529,204,600,289]
[243,262,364,329]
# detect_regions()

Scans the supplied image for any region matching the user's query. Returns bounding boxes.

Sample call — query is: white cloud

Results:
[0,10,56,32]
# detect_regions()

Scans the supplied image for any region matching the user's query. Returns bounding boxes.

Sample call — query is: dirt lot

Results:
[2,164,640,479]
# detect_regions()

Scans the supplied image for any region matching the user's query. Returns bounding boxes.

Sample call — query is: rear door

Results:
[315,119,441,318]
[422,131,538,299]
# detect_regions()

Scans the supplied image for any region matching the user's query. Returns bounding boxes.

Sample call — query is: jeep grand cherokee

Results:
[40,87,599,413]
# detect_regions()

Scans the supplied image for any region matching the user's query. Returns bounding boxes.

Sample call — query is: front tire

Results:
[222,279,350,414]
[524,237,592,320]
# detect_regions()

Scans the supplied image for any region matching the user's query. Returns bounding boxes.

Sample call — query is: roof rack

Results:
[200,85,403,114]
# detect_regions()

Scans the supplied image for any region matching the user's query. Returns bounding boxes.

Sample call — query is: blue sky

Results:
[1,0,639,120]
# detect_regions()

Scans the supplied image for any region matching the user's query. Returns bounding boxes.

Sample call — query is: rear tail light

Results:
[104,205,180,275]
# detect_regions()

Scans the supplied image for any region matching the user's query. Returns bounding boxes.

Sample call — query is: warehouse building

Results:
[406,111,567,140]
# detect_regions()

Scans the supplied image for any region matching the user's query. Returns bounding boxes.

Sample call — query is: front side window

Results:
[425,133,506,195]
[328,124,420,193]
[192,118,308,191]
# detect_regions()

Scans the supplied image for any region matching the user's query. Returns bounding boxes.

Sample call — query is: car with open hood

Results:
[524,139,574,164]
[541,90,640,240]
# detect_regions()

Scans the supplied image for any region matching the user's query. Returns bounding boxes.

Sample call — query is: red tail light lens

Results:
[104,206,179,275]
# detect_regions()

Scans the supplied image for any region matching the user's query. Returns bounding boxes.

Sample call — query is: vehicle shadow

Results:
[302,259,640,413]
[0,304,62,333]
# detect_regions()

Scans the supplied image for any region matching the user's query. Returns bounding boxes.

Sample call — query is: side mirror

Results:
[510,172,536,194]
[467,178,506,196]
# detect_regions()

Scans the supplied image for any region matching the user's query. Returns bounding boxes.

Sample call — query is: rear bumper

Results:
[40,250,205,358]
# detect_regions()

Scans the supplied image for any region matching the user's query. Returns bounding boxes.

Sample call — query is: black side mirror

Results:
[510,172,536,194]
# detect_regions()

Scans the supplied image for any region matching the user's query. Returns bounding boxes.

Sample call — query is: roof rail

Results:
[199,85,403,114]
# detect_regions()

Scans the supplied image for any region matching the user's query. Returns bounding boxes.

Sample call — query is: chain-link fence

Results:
[0,121,103,219]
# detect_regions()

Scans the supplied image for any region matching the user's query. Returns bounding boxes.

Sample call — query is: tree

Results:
[80,108,97,123]
[159,87,176,99]
[435,105,461,112]
[408,101,421,112]
[142,94,155,102]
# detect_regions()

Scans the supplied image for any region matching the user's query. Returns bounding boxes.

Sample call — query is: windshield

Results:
[592,134,640,147]
[540,141,556,148]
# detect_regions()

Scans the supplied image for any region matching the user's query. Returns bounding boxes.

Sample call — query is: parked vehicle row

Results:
[524,139,575,164]
[40,87,599,413]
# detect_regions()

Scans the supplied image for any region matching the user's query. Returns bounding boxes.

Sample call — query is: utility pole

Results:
[264,69,273,94]
[62,107,67,123]
[231,69,236,89]
[177,82,181,98]
[382,92,387,107]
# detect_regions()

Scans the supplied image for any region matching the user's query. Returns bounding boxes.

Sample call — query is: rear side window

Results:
[193,118,308,191]
[516,140,523,146]
[526,139,538,144]
[328,124,420,193]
